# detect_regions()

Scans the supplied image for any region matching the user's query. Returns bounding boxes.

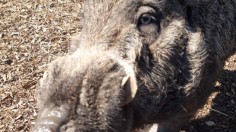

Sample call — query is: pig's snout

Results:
[32,51,138,131]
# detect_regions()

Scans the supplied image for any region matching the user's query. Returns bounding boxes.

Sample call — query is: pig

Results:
[32,0,236,132]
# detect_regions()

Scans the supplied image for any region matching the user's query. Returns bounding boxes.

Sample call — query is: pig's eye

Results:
[137,13,160,33]
[139,13,157,25]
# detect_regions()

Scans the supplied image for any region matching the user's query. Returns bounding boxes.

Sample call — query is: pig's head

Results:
[33,0,218,131]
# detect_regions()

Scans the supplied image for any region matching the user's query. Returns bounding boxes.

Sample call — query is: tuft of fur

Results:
[32,0,236,132]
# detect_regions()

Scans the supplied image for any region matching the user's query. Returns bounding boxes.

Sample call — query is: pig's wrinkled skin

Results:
[32,0,236,132]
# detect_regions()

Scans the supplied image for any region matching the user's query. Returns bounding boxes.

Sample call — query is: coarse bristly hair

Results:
[32,0,236,132]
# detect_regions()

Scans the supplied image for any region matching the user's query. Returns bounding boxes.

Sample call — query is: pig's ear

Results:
[120,74,138,106]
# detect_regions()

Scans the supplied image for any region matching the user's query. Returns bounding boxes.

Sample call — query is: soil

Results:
[0,0,235,132]
[183,54,236,132]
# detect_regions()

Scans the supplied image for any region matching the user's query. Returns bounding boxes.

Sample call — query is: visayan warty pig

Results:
[32,0,236,132]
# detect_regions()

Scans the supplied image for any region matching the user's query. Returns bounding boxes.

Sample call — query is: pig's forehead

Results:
[82,0,167,14]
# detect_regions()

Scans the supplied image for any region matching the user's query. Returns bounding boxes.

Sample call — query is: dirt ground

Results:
[0,0,235,132]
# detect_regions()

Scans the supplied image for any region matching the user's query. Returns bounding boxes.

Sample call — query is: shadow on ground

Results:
[183,69,236,132]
